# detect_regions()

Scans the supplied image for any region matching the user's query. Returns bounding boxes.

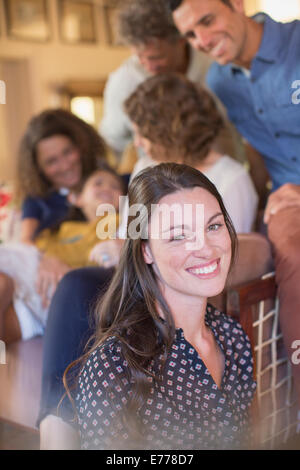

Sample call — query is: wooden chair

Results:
[227,274,298,449]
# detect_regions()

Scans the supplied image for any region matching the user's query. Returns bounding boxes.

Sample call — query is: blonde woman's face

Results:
[36,134,82,190]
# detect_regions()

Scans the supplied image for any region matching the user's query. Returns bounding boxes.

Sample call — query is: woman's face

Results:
[36,134,82,190]
[143,187,232,304]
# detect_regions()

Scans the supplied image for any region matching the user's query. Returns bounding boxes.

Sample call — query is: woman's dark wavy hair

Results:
[124,73,224,165]
[16,109,107,199]
[63,162,237,447]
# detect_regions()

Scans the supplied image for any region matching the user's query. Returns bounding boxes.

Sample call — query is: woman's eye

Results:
[203,15,214,27]
[171,233,186,241]
[208,223,223,232]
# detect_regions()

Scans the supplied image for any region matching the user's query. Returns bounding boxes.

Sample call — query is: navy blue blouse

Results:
[76,304,256,450]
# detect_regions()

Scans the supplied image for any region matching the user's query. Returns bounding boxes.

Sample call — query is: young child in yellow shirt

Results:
[0,165,124,341]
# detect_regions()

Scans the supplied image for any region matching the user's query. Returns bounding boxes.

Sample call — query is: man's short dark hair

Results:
[118,0,181,46]
[167,0,232,12]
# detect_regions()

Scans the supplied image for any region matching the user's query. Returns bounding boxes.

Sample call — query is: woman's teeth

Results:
[189,261,218,275]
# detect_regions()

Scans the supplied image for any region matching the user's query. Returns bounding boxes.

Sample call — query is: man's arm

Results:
[245,142,270,209]
[99,68,135,159]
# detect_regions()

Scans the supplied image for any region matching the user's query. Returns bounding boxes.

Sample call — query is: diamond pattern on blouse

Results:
[76,304,256,450]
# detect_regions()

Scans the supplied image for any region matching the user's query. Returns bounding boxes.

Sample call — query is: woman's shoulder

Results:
[206,303,250,342]
[214,155,247,174]
[80,337,129,380]
[206,155,254,190]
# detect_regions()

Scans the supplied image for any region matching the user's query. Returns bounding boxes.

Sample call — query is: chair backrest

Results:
[226,274,298,449]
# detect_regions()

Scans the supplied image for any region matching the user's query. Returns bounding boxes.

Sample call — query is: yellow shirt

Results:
[35,214,119,269]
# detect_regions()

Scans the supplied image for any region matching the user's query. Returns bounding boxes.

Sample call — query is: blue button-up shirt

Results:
[207,13,300,191]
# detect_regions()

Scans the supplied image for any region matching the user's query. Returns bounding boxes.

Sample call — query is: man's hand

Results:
[89,239,124,268]
[264,183,300,224]
[36,255,71,308]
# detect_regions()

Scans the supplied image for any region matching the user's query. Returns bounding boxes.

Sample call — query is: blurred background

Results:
[0,0,300,183]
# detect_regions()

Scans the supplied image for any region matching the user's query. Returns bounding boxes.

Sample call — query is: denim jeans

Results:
[37,266,114,426]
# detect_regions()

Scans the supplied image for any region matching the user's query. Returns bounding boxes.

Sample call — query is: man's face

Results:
[132,38,184,74]
[173,0,247,66]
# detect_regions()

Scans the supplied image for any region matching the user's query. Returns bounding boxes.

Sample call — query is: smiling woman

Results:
[16,108,107,242]
[67,162,256,450]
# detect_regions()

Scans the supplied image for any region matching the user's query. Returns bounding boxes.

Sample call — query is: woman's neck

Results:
[158,287,209,341]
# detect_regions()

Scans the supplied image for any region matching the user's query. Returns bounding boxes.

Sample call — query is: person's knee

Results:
[58,267,109,292]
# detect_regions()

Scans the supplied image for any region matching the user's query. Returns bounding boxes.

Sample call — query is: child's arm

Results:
[88,239,124,268]
[20,218,40,244]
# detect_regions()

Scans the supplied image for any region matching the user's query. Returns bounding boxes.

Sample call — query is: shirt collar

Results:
[230,12,281,75]
[253,12,282,63]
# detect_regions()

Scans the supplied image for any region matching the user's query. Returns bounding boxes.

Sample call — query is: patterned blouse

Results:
[76,304,256,450]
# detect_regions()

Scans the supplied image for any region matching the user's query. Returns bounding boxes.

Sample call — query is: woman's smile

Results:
[186,258,220,278]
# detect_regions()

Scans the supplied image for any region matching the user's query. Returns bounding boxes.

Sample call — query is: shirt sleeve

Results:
[99,69,134,156]
[76,341,133,450]
[21,197,42,221]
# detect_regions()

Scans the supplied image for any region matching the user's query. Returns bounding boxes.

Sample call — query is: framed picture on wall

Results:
[58,0,97,44]
[4,0,51,41]
[102,0,123,46]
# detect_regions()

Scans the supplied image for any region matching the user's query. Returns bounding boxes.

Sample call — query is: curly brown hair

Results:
[118,0,181,46]
[16,109,107,199]
[124,73,224,165]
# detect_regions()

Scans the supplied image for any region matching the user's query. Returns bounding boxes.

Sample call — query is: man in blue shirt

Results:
[169,0,300,422]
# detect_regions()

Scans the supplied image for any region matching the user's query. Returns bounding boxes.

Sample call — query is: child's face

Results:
[78,170,123,220]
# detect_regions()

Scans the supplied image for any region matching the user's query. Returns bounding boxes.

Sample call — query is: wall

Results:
[0,0,131,182]
[0,0,299,182]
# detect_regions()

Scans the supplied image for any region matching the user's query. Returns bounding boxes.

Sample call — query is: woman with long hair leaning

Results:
[70,163,256,450]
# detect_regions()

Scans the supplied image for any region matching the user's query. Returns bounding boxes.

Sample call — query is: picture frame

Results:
[102,0,123,46]
[4,0,51,42]
[58,0,97,44]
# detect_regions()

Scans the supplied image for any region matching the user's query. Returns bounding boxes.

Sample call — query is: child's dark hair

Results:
[51,162,127,231]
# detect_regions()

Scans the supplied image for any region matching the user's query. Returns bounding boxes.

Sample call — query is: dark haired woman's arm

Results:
[76,341,133,450]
